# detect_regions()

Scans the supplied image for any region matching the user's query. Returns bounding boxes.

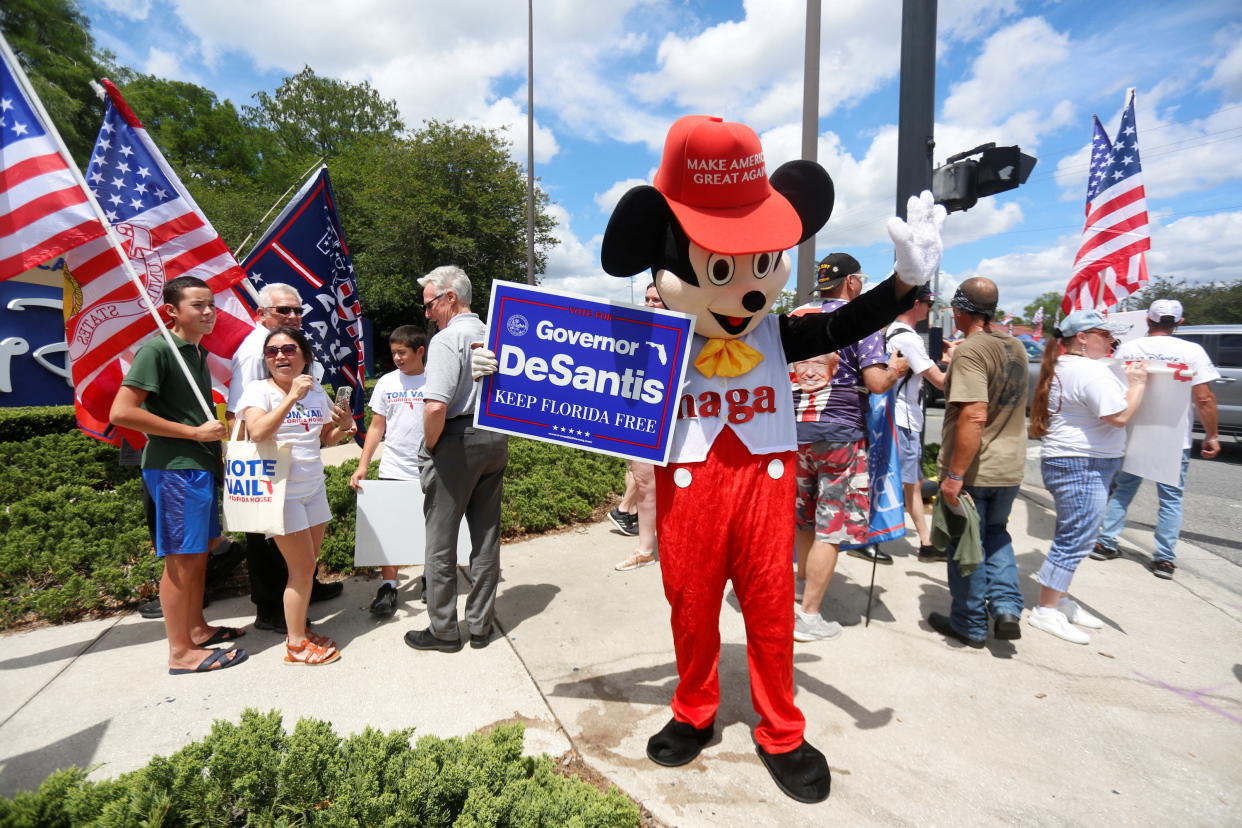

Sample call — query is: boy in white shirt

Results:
[349,326,428,614]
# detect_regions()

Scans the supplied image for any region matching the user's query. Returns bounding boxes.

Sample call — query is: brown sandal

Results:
[284,636,340,666]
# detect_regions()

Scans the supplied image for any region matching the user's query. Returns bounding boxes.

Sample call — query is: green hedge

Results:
[0,405,77,443]
[0,430,626,628]
[0,710,639,827]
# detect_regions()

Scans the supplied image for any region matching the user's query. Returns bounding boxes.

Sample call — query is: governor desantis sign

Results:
[476,282,694,465]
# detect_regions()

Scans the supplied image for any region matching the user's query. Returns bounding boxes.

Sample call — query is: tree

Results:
[0,0,108,166]
[1118,276,1242,325]
[246,66,404,159]
[1023,291,1063,337]
[330,123,557,336]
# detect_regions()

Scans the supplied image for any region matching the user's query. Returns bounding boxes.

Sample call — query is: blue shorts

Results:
[141,469,221,557]
[897,426,922,485]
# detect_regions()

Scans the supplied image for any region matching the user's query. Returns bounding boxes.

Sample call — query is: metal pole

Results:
[526,0,536,284]
[895,0,937,218]
[796,0,821,303]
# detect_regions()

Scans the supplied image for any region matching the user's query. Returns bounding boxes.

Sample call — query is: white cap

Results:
[1147,299,1183,322]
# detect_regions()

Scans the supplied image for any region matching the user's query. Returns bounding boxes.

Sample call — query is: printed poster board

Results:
[354,480,471,566]
[475,282,694,465]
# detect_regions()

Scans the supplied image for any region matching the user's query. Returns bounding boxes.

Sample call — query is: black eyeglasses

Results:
[265,305,303,316]
[263,344,301,358]
[424,292,446,308]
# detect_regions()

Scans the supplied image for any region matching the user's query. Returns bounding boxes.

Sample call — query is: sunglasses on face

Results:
[263,344,301,358]
[266,305,303,316]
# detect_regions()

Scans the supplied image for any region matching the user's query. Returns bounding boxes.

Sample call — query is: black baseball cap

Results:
[816,252,861,290]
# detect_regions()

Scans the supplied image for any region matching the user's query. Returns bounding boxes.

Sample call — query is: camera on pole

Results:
[931,143,1037,213]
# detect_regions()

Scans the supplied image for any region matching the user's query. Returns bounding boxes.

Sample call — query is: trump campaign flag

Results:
[63,80,254,445]
[1063,92,1151,314]
[0,41,106,281]
[237,166,367,434]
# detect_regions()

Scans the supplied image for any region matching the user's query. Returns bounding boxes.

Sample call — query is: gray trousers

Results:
[420,419,509,640]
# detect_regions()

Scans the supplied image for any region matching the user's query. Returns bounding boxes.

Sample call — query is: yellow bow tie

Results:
[694,337,764,378]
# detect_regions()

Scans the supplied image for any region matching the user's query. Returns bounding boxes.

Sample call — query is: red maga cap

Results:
[652,115,801,255]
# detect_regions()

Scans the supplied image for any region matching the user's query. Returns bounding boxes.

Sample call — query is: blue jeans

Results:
[1096,449,1191,563]
[1040,456,1122,592]
[945,484,1023,640]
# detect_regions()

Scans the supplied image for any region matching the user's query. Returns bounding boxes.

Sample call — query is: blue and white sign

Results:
[476,282,694,465]
[0,262,72,407]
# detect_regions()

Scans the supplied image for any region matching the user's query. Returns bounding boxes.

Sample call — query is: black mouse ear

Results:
[770,160,834,245]
[601,186,675,277]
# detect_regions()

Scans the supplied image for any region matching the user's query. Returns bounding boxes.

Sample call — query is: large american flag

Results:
[63,80,254,445]
[0,43,105,281]
[1062,92,1150,313]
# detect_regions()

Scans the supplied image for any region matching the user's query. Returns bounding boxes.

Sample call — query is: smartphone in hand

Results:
[334,385,352,411]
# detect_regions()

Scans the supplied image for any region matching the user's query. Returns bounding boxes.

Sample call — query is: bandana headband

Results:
[950,287,995,319]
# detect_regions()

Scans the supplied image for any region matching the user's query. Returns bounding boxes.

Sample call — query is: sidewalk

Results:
[2,478,1240,825]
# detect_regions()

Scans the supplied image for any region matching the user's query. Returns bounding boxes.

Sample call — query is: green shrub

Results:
[922,441,940,481]
[0,710,639,827]
[0,431,138,505]
[0,405,78,443]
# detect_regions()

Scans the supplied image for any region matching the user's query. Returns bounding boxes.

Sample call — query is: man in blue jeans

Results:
[927,278,1029,648]
[1091,299,1221,580]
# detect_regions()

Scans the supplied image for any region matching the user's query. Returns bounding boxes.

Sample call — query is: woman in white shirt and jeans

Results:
[237,327,353,665]
[1027,310,1147,644]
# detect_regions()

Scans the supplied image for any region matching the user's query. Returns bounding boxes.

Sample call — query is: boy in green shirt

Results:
[111,276,248,674]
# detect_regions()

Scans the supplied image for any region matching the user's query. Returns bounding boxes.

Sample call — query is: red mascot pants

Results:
[654,426,805,753]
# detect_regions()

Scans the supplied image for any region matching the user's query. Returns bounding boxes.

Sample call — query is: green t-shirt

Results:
[122,332,222,474]
[938,330,1028,487]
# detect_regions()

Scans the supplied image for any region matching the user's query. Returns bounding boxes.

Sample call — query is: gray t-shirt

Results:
[424,312,486,418]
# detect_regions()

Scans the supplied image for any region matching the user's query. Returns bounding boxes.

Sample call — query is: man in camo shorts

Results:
[790,253,907,642]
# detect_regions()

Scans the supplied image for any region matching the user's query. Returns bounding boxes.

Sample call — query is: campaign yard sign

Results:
[476,282,694,465]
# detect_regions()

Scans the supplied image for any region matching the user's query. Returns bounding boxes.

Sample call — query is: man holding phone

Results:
[227,283,343,633]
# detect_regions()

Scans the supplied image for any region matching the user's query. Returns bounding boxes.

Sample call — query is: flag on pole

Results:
[0,47,106,280]
[237,166,367,435]
[1031,306,1044,342]
[1062,92,1151,314]
[63,80,254,445]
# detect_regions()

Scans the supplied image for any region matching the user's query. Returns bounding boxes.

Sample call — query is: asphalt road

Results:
[923,407,1242,568]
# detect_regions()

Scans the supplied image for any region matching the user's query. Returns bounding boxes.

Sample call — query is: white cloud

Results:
[594,177,650,214]
[98,0,152,21]
[1207,29,1242,96]
[143,47,187,81]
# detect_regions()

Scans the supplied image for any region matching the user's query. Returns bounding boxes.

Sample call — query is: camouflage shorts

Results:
[794,439,870,545]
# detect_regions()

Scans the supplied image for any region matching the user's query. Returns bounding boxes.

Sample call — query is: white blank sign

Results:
[353,480,472,566]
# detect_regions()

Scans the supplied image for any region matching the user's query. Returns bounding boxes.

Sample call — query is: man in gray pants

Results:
[405,265,509,653]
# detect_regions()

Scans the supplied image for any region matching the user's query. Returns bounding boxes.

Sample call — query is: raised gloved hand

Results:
[470,342,498,381]
[886,190,946,287]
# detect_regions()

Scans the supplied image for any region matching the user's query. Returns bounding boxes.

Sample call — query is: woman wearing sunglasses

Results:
[235,327,355,665]
[1027,310,1147,644]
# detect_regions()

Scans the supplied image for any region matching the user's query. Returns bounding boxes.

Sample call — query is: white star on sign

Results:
[89,171,104,184]
[0,98,11,111]
[105,209,118,221]
[136,166,150,178]
[98,138,111,150]
[111,176,125,189]
[108,193,122,205]
[119,145,133,156]
[134,182,147,194]
[1123,125,1135,136]
[154,187,168,199]
[129,198,143,210]
[1112,170,1125,179]
[1121,155,1134,165]
[115,161,130,174]
[101,121,113,133]
[11,121,27,136]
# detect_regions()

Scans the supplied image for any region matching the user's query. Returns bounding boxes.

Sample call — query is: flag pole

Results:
[234,157,325,263]
[0,34,216,422]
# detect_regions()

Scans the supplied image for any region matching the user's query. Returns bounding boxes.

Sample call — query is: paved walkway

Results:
[2,454,1240,825]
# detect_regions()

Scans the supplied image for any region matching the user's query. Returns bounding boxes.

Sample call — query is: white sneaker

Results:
[794,610,843,642]
[1058,597,1104,629]
[794,577,806,602]
[1028,607,1090,644]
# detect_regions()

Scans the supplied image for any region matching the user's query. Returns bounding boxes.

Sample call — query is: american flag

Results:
[1062,92,1150,314]
[63,80,254,446]
[0,43,105,281]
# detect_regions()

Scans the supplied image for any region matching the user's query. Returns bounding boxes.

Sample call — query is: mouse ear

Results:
[601,186,676,277]
[770,161,834,245]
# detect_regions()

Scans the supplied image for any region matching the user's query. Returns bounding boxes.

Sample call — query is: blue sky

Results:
[81,0,1242,318]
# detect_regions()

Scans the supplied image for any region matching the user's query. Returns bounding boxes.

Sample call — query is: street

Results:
[923,408,1242,568]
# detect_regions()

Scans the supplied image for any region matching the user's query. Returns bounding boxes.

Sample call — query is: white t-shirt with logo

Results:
[236,379,332,482]
[368,370,426,480]
[1040,355,1127,459]
[1115,335,1220,449]
[885,323,935,432]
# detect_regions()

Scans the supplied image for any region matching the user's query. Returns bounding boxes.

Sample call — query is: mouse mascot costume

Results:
[473,115,944,804]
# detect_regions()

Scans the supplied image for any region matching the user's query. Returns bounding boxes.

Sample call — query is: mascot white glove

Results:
[470,342,498,381]
[886,190,947,287]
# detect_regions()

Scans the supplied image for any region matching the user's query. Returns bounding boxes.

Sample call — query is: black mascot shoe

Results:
[756,740,831,804]
[310,579,344,603]
[645,718,714,767]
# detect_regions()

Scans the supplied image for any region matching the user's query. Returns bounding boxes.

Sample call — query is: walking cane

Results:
[864,544,879,627]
